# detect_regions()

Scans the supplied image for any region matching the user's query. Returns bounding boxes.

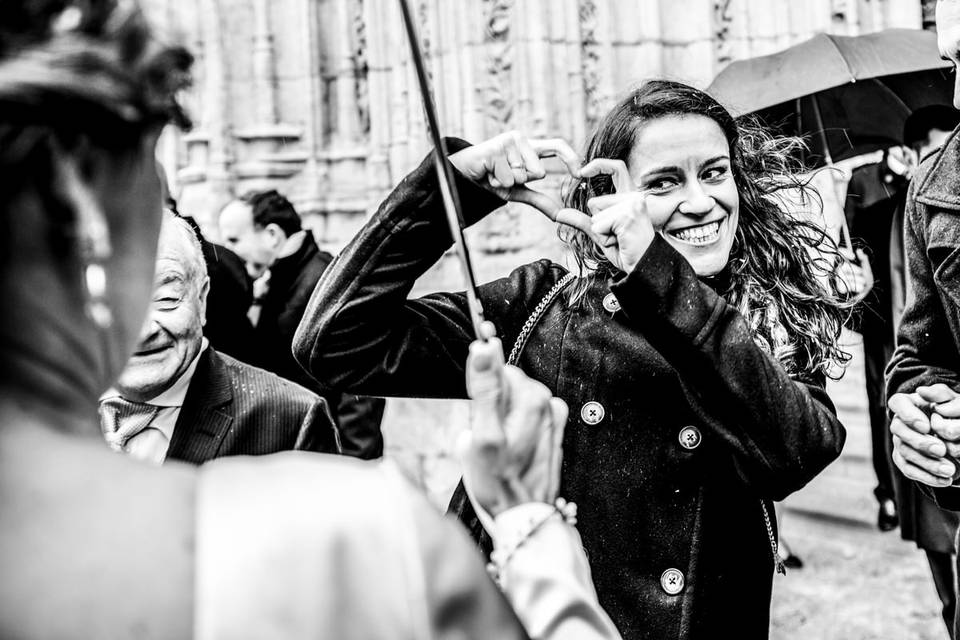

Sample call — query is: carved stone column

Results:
[178,0,234,230]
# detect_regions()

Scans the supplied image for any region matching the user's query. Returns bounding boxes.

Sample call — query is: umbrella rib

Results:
[823,33,857,83]
[864,76,911,114]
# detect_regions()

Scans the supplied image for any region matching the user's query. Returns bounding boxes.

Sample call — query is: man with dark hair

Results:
[219,190,385,459]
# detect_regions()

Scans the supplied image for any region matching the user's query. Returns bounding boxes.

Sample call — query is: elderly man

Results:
[887,2,960,637]
[219,190,384,459]
[100,210,339,465]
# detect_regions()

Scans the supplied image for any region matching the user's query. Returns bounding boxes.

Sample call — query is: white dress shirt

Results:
[101,338,208,465]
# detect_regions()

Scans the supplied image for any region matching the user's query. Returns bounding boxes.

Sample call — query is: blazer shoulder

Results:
[219,351,325,411]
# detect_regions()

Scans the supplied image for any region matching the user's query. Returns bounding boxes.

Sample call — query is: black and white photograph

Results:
[1,0,959,638]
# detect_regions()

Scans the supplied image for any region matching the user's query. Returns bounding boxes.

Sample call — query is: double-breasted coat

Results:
[294,140,846,639]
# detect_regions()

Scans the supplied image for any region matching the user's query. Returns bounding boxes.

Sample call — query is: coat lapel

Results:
[167,348,234,465]
[916,125,960,212]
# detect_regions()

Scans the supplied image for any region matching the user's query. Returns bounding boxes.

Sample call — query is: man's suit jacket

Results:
[166,347,340,464]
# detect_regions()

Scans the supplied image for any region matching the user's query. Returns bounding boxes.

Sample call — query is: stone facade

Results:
[146,0,925,504]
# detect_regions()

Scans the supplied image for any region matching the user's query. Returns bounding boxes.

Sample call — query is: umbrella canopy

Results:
[709,29,951,116]
[707,29,953,165]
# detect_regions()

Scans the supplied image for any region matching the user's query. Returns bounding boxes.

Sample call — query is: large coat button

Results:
[678,426,702,450]
[602,292,620,313]
[661,568,685,595]
[581,401,605,425]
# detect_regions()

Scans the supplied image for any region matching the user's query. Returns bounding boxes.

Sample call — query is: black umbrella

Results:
[707,29,953,165]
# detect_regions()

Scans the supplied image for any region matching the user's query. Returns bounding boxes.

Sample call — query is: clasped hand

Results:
[458,322,568,517]
[889,384,960,488]
[449,131,655,274]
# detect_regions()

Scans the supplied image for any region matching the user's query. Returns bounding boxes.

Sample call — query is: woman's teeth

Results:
[670,220,721,246]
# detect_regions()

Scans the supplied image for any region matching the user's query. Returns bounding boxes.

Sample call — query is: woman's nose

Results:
[677,184,715,216]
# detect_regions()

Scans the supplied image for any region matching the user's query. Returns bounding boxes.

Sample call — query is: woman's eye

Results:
[703,166,729,182]
[647,178,677,193]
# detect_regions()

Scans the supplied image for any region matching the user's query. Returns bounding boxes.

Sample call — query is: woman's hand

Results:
[448,131,595,236]
[458,322,567,517]
[579,158,655,274]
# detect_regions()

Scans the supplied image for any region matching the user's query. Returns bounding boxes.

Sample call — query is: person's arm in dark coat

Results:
[886,183,960,509]
[293,396,342,455]
[293,139,552,399]
[611,235,846,500]
[335,393,385,459]
[886,187,960,394]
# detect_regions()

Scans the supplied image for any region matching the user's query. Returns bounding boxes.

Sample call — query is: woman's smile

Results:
[666,216,726,246]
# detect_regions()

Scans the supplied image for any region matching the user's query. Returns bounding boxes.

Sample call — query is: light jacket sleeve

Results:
[491,505,623,640]
[610,235,846,500]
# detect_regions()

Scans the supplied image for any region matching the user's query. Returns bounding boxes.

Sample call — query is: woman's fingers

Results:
[585,193,624,217]
[579,158,633,193]
[510,188,601,244]
[516,134,547,180]
[554,208,594,236]
[491,134,521,189]
[510,185,561,217]
[530,138,582,177]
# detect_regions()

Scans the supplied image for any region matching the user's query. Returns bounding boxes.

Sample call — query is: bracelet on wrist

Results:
[486,498,578,585]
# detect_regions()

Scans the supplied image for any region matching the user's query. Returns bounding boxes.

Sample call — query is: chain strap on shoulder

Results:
[507,273,576,366]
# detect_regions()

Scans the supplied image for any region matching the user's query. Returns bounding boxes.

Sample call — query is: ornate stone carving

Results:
[483,0,514,130]
[579,0,601,130]
[351,0,370,134]
[713,0,734,67]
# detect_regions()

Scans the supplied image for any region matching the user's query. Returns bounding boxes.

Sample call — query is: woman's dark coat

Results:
[293,140,846,639]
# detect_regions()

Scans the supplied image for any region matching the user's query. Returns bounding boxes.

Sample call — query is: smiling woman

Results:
[563,81,851,382]
[294,79,854,639]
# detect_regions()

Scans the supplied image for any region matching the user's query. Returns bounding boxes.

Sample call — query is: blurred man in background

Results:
[219,191,385,459]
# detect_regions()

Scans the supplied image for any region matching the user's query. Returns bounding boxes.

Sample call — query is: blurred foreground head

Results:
[0,0,191,415]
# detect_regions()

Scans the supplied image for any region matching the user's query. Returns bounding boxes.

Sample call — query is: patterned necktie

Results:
[99,397,160,452]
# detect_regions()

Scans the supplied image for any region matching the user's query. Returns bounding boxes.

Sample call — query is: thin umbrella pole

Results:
[810,93,854,251]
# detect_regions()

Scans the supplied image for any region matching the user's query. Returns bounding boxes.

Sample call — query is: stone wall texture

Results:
[145,0,927,505]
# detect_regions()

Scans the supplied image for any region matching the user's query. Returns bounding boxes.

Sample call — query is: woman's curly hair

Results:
[561,80,852,381]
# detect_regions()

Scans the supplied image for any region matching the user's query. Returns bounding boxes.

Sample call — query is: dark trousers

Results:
[930,550,957,639]
[862,328,895,503]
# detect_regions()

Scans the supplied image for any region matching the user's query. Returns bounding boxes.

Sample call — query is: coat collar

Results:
[269,231,319,286]
[914,125,960,212]
[166,347,234,464]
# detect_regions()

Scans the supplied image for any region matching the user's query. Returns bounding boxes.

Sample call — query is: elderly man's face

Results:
[938,0,960,108]
[115,218,209,401]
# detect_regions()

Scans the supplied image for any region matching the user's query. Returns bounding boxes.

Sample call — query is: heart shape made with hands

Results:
[452,132,655,272]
